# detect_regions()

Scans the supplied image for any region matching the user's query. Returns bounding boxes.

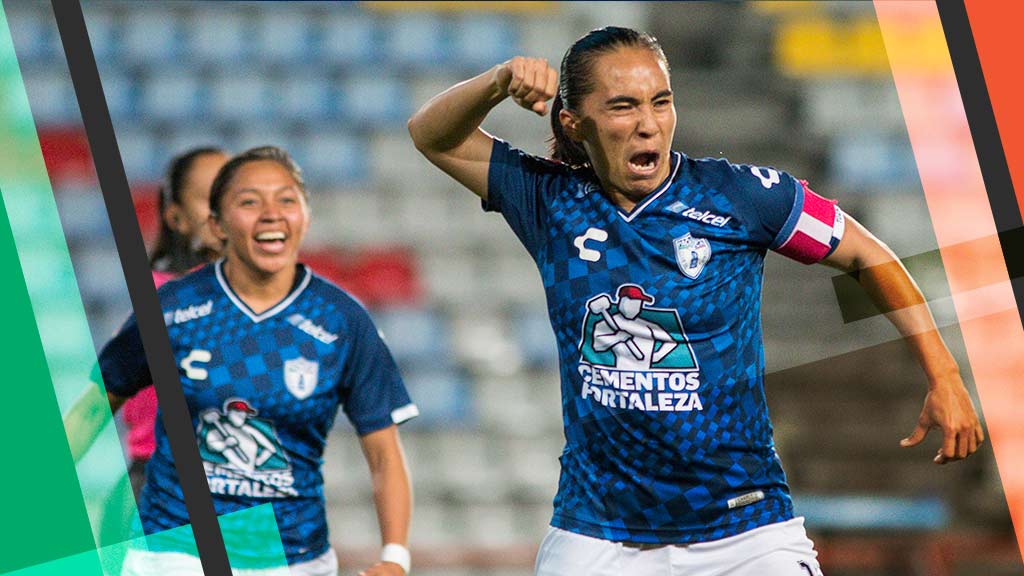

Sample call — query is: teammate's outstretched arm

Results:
[822,215,984,464]
[357,425,412,576]
[64,384,128,462]
[407,57,558,200]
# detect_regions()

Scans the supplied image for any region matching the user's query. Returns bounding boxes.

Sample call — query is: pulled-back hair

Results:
[209,146,307,216]
[549,27,669,167]
[150,146,225,273]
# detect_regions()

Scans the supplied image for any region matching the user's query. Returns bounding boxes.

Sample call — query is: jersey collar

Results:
[615,151,682,223]
[214,258,312,323]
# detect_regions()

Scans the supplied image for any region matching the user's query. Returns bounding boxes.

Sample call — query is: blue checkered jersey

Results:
[96,261,417,564]
[484,140,844,543]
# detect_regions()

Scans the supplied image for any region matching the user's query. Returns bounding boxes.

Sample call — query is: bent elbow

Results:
[406,114,430,154]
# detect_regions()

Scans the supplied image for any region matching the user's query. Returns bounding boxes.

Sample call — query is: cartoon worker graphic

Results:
[590,285,678,371]
[201,399,281,473]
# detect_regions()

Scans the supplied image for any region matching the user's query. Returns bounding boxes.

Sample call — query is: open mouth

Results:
[628,151,660,176]
[254,231,287,253]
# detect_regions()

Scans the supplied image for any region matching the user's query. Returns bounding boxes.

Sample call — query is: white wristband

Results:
[381,543,411,574]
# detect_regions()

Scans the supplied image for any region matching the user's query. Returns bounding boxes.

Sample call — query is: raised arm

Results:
[65,384,128,462]
[407,57,558,200]
[822,215,984,464]
[357,425,412,576]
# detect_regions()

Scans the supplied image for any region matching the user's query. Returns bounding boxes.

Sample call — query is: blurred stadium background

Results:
[6,1,1019,574]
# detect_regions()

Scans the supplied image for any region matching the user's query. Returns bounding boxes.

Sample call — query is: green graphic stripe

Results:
[0,3,134,573]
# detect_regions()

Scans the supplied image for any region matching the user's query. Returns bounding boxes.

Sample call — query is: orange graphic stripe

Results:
[875,0,1024,560]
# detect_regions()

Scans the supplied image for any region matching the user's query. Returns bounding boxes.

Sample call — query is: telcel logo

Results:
[680,207,731,227]
[669,202,732,227]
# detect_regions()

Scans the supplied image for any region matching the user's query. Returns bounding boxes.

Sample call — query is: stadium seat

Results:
[513,307,559,370]
[6,8,60,63]
[384,14,450,68]
[83,8,118,63]
[54,186,112,242]
[830,133,916,188]
[320,13,381,67]
[450,16,519,69]
[114,127,160,182]
[119,8,182,65]
[371,307,453,366]
[98,68,135,123]
[255,10,314,65]
[275,75,336,123]
[38,128,95,183]
[139,72,205,122]
[186,8,247,64]
[339,74,409,126]
[20,67,79,126]
[294,130,368,185]
[400,368,474,429]
[208,74,271,121]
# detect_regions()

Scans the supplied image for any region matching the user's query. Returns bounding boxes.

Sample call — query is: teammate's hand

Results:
[358,561,405,576]
[900,374,985,464]
[494,56,559,116]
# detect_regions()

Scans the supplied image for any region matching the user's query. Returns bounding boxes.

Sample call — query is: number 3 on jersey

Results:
[750,166,780,189]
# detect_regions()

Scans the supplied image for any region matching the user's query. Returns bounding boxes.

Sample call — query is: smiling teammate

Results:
[409,26,984,575]
[79,147,416,576]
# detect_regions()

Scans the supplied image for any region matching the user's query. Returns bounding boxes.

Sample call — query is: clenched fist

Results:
[493,56,559,115]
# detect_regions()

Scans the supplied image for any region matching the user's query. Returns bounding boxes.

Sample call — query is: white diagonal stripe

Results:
[795,212,833,245]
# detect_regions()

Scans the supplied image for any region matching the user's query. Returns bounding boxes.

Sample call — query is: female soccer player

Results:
[82,147,416,576]
[408,27,983,575]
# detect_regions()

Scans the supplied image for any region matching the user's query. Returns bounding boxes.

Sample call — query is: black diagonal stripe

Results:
[937,0,1024,325]
[50,1,231,573]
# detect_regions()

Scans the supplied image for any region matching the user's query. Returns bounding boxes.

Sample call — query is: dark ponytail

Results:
[548,26,669,168]
[150,147,225,273]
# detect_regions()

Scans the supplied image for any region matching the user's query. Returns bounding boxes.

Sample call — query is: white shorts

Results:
[121,547,338,576]
[535,517,823,576]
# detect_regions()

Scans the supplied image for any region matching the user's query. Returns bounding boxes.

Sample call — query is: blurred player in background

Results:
[409,26,984,576]
[119,146,228,497]
[69,147,416,576]
[89,147,228,551]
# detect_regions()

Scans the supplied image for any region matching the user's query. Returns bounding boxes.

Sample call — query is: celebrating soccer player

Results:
[71,147,416,576]
[408,26,984,575]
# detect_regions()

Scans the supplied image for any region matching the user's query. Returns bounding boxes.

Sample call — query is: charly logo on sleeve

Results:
[577,284,703,412]
[197,399,298,498]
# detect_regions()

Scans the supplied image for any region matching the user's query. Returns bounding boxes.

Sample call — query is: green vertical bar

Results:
[0,140,103,575]
[0,2,116,574]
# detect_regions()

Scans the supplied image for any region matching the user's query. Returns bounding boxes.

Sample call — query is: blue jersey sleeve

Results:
[338,307,417,435]
[95,314,152,398]
[720,161,803,249]
[484,139,571,258]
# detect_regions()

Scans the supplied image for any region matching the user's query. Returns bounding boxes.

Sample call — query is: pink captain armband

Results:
[774,180,846,265]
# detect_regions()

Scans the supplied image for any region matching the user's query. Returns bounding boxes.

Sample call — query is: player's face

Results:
[619,297,642,319]
[168,152,228,257]
[227,410,247,427]
[571,47,675,202]
[211,160,310,280]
